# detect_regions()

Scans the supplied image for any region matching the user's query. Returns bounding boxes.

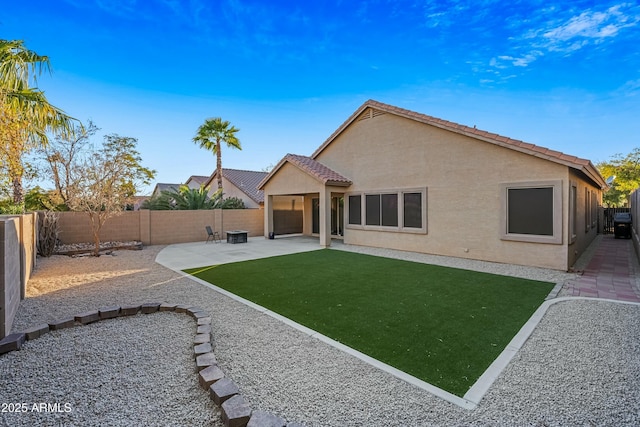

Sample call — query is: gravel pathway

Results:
[2,245,639,426]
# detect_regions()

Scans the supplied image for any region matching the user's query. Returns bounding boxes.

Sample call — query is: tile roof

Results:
[258,154,352,189]
[311,99,606,188]
[152,183,181,196]
[223,169,268,204]
[204,169,268,204]
[185,175,210,186]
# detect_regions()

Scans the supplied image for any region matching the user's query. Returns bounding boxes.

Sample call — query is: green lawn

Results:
[185,249,553,396]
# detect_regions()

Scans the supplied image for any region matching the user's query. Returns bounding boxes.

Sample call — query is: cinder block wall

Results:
[1,217,21,339]
[57,211,141,244]
[19,213,36,299]
[149,210,216,245]
[213,209,263,239]
[631,189,640,264]
[56,209,264,246]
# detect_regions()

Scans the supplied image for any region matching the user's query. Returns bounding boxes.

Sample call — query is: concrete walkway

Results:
[564,235,640,302]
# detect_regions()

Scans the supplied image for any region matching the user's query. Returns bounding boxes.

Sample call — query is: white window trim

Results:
[500,180,563,245]
[346,188,427,234]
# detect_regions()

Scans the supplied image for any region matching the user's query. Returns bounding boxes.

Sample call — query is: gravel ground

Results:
[1,245,639,426]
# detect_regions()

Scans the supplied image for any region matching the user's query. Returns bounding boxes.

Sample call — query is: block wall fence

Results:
[630,189,640,265]
[0,213,37,339]
[56,209,265,245]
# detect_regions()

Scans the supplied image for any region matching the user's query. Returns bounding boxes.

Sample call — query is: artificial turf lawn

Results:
[185,249,554,396]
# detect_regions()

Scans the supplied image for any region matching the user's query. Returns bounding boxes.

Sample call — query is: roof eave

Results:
[325,180,352,187]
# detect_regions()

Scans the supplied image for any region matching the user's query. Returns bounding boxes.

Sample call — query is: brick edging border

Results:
[0,303,304,427]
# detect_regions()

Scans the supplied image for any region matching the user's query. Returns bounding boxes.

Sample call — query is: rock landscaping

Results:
[0,303,300,427]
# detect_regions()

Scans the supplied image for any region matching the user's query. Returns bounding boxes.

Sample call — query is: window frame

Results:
[346,188,427,234]
[591,190,598,229]
[500,181,563,245]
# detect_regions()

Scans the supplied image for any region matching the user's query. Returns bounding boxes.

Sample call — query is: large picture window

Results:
[347,188,427,233]
[501,181,562,244]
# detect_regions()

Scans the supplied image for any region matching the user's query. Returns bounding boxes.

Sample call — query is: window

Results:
[381,194,398,227]
[570,185,577,243]
[501,181,562,244]
[348,195,361,225]
[347,188,426,233]
[365,194,380,225]
[365,194,398,226]
[591,190,597,228]
[585,188,590,232]
[403,192,422,228]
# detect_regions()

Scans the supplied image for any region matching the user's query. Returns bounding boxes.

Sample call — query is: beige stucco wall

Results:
[567,169,602,267]
[318,112,575,269]
[263,110,607,270]
[265,163,324,195]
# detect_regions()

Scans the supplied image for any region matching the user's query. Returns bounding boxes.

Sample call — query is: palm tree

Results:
[192,117,241,192]
[161,185,221,210]
[0,39,76,206]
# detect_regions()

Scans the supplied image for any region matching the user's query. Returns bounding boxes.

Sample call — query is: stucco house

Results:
[150,182,180,198]
[258,100,606,271]
[185,175,210,190]
[203,168,268,209]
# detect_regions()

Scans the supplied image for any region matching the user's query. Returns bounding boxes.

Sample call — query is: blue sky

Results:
[3,1,639,194]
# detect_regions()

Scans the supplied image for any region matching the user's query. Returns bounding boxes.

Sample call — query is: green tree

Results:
[66,134,155,255]
[140,192,173,210]
[141,185,245,210]
[193,117,241,192]
[0,39,76,208]
[162,185,220,210]
[597,148,640,207]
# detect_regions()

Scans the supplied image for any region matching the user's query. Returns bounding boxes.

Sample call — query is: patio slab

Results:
[155,235,322,270]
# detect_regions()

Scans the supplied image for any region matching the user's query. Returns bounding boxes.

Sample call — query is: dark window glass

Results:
[508,187,554,236]
[403,193,422,228]
[381,194,398,226]
[348,195,361,225]
[365,194,380,226]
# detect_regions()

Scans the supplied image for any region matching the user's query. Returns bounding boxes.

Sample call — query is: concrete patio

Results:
[155,235,323,271]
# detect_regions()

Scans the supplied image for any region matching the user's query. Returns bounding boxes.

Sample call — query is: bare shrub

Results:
[38,211,59,257]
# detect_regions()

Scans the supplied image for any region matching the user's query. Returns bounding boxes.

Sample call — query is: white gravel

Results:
[1,313,220,426]
[2,244,639,426]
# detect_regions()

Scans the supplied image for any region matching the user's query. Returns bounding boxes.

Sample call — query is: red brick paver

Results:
[565,235,640,302]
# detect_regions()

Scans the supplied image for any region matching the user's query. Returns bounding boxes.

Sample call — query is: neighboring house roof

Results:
[311,99,606,189]
[259,154,352,189]
[152,183,180,196]
[185,175,210,187]
[204,169,268,204]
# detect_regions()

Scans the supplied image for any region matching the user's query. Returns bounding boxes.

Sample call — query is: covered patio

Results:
[259,154,352,247]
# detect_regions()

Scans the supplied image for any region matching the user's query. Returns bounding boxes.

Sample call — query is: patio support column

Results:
[264,195,274,238]
[319,186,331,247]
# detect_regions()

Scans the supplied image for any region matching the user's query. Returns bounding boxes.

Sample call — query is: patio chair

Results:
[205,226,221,243]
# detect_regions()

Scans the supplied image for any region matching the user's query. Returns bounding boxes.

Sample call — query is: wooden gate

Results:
[602,207,631,234]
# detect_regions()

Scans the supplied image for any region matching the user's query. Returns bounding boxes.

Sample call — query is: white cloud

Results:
[541,4,639,52]
[616,79,640,96]
[487,2,639,77]
[491,52,542,68]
